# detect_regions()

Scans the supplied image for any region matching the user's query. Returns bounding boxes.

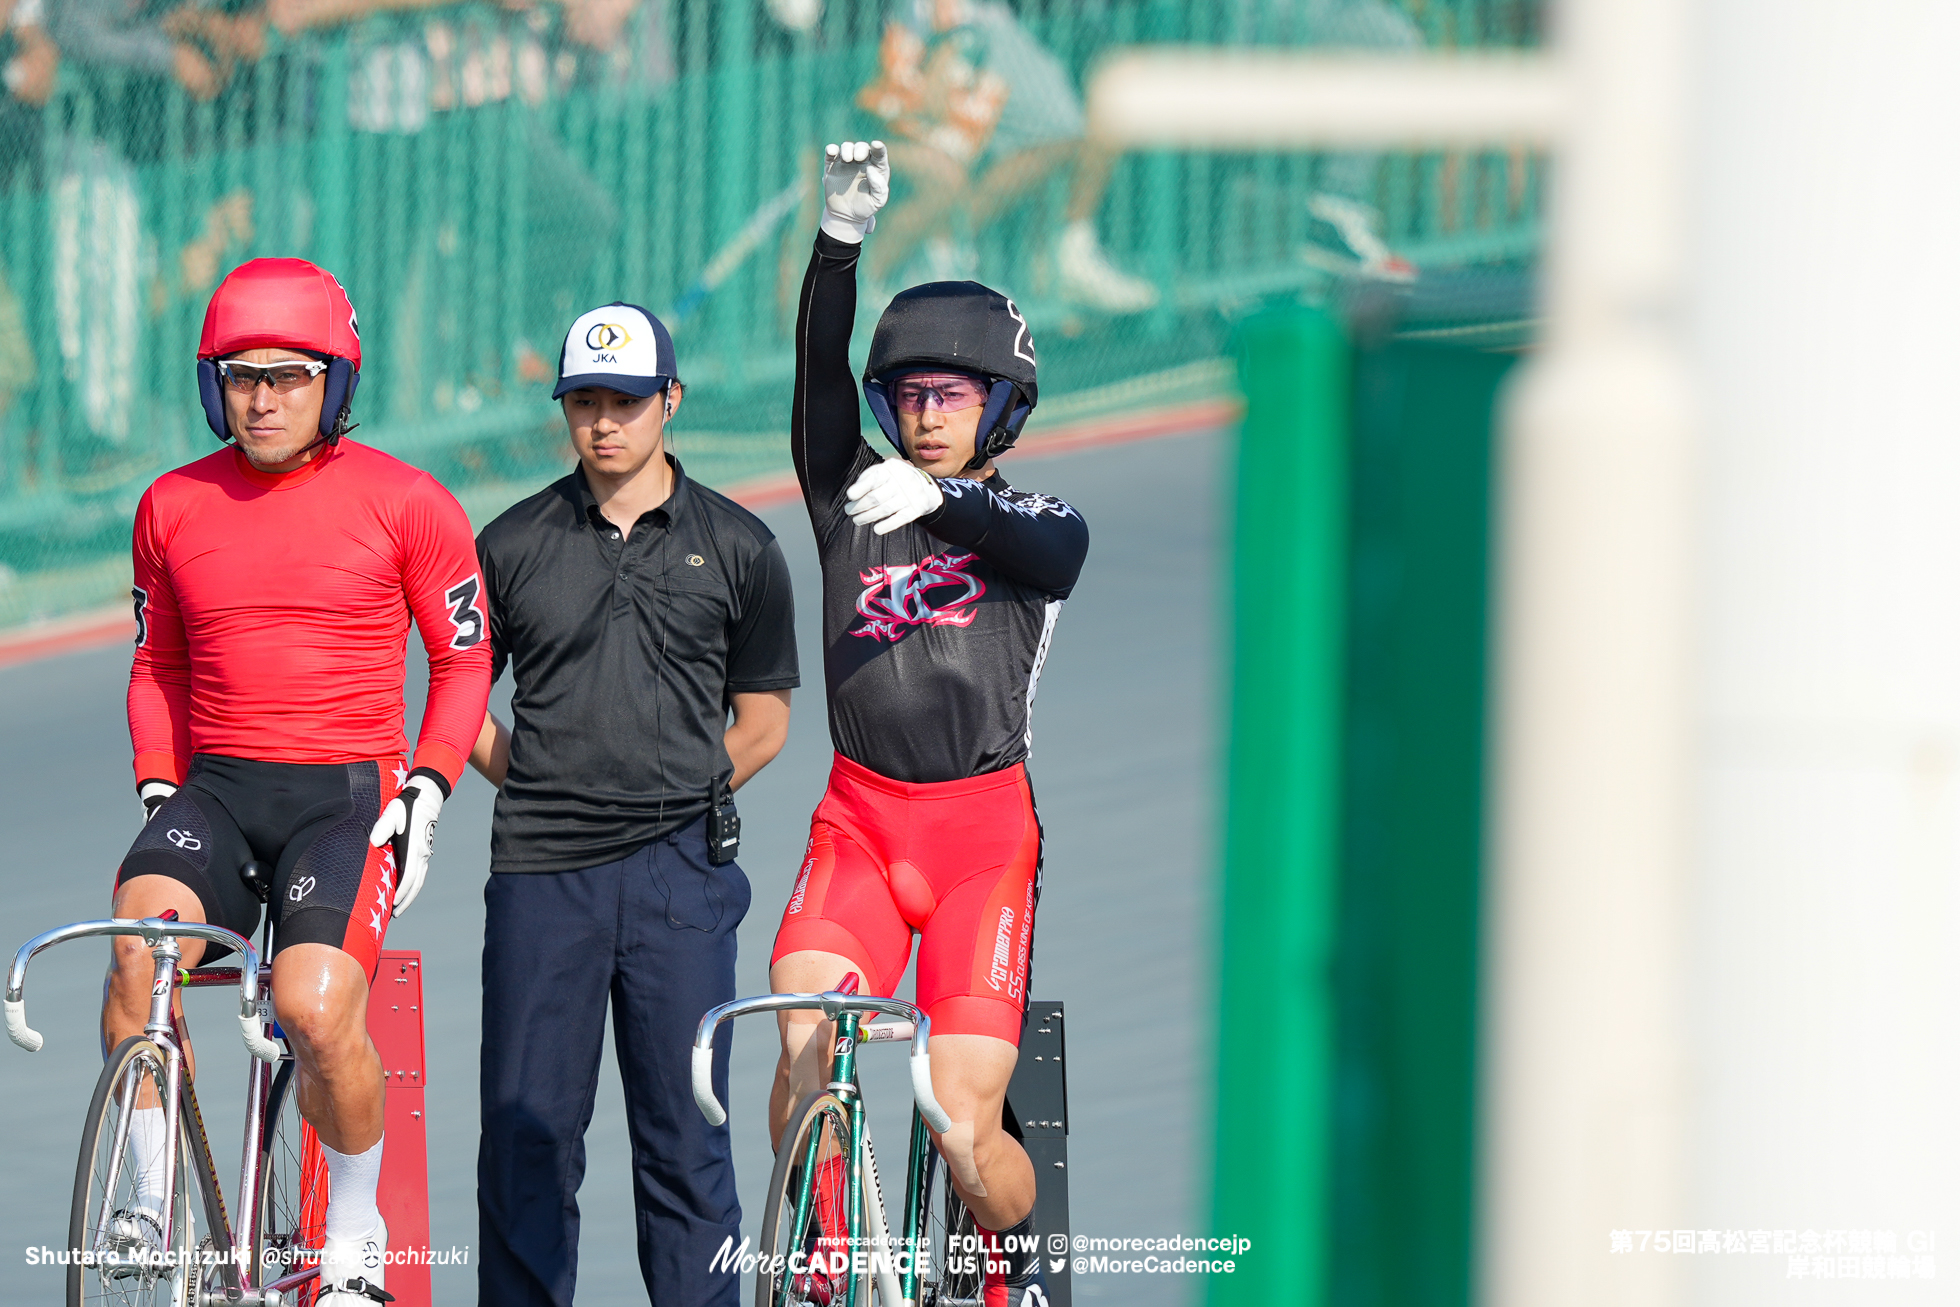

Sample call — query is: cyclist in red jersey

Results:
[106,258,493,1303]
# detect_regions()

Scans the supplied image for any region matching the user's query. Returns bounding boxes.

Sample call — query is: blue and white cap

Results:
[553,302,677,399]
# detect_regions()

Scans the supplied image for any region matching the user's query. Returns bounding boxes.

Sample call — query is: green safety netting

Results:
[0,0,1539,629]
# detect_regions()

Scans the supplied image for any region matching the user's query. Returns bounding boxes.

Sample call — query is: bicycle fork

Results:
[899,1110,935,1307]
[234,992,270,1284]
[130,933,189,1257]
[820,1012,907,1307]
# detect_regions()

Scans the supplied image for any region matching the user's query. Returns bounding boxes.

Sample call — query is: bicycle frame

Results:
[5,916,321,1304]
[693,985,952,1307]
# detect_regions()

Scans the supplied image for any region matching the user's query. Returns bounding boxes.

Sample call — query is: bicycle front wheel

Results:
[253,1059,326,1292]
[69,1036,201,1307]
[915,1139,984,1307]
[757,1091,874,1307]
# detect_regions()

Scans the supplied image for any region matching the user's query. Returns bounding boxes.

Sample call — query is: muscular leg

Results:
[106,875,210,1099]
[271,943,383,1153]
[769,951,1032,1230]
[919,1034,1032,1233]
[277,942,389,1298]
[767,949,861,1150]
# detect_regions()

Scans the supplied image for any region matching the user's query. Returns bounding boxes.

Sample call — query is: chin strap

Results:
[963,380,1031,470]
[237,419,350,467]
[197,355,360,449]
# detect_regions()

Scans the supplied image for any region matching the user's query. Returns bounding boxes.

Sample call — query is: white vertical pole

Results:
[1483,0,1694,1304]
[1689,2,1960,1298]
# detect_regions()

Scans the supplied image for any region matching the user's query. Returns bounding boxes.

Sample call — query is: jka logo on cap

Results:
[586,322,631,352]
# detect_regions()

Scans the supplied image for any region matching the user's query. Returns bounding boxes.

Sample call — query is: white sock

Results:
[127,1107,170,1214]
[322,1136,385,1242]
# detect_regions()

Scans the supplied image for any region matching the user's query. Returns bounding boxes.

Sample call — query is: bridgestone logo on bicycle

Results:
[709,1234,933,1278]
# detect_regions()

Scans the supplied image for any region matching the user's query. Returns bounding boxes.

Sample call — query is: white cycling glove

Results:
[846,458,944,535]
[368,768,448,918]
[139,780,178,823]
[821,140,889,244]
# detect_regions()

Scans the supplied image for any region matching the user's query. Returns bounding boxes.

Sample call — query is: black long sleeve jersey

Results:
[793,232,1089,783]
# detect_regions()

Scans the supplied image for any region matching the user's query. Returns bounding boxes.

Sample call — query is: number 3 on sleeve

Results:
[445,576,486,649]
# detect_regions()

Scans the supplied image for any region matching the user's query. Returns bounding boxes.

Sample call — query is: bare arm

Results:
[726,690,792,790]
[470,711,511,789]
[472,692,789,792]
[267,0,457,36]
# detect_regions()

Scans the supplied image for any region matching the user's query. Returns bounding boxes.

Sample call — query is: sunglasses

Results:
[890,374,989,414]
[217,359,328,395]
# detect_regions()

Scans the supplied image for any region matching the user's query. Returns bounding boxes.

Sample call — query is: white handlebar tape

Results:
[693,1044,727,1126]
[910,1048,952,1134]
[5,997,42,1052]
[239,1012,281,1063]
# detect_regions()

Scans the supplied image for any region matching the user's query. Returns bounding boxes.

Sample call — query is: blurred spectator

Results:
[3,0,56,107]
[35,0,261,448]
[0,0,47,446]
[48,131,138,443]
[37,0,267,440]
[269,0,660,403]
[1257,0,1422,280]
[161,2,265,92]
[859,0,1157,314]
[47,0,259,100]
[22,0,141,447]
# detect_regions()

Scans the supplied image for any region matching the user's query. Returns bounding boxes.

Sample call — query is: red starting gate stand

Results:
[296,951,436,1305]
[366,950,433,1307]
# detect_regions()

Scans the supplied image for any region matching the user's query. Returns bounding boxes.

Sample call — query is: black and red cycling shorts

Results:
[772,753,1041,1044]
[115,753,406,979]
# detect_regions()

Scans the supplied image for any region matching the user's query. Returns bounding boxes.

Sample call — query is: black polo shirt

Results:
[476,456,799,872]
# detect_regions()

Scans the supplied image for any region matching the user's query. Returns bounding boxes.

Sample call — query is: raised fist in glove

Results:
[846,457,943,535]
[822,140,889,244]
[139,780,178,823]
[368,768,449,918]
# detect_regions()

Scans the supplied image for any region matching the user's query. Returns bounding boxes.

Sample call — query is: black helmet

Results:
[863,281,1038,469]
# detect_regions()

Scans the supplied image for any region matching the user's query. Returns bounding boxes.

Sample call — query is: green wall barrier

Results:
[1214,305,1350,1307]
[1330,335,1513,1307]
[1216,309,1518,1306]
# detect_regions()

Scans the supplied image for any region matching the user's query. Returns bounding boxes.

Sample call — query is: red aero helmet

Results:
[196,258,362,446]
[198,258,361,365]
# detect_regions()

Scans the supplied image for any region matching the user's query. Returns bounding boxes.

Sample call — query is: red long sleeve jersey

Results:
[127,440,493,791]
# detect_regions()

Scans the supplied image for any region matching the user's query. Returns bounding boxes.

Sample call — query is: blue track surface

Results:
[0,428,1220,1306]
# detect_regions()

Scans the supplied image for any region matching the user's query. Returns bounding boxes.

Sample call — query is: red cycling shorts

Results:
[772,753,1041,1044]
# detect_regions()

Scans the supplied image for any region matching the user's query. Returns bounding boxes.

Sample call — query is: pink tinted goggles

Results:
[890,372,990,414]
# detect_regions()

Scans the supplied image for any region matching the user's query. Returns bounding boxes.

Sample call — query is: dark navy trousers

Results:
[478,818,749,1307]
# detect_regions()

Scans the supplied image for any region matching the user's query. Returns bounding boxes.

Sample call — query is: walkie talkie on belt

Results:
[706,771,740,865]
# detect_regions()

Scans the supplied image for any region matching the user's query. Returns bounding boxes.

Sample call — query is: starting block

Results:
[369,951,432,1306]
[1004,1000,1071,1307]
[297,950,433,1306]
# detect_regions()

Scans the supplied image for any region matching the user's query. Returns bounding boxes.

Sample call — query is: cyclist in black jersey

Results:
[768,140,1086,1307]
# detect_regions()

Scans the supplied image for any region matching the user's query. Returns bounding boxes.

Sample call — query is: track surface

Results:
[0,429,1220,1306]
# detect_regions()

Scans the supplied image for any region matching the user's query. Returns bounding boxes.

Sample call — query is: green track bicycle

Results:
[692,973,990,1307]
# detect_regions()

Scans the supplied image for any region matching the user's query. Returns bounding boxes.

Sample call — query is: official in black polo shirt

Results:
[467,302,798,1307]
